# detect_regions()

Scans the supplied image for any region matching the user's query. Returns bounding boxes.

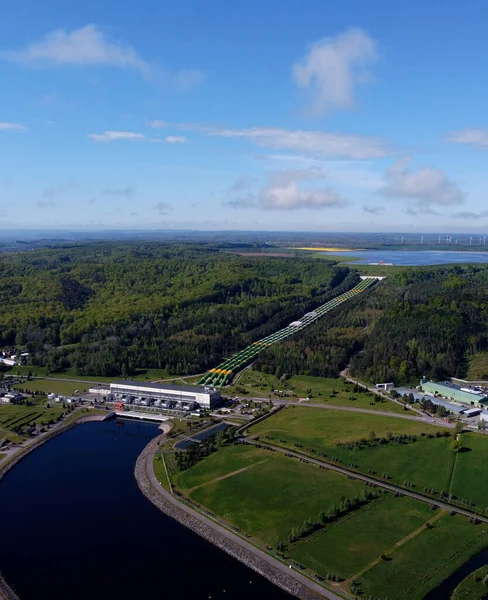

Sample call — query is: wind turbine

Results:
[438,235,442,245]
[421,236,424,245]
[470,236,473,246]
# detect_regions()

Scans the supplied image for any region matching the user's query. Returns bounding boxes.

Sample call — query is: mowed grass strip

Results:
[360,514,488,600]
[450,433,488,512]
[189,453,366,547]
[291,495,433,579]
[251,407,455,496]
[13,379,87,396]
[173,444,272,491]
[251,405,439,447]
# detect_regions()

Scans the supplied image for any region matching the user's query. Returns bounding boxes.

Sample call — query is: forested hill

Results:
[0,242,356,376]
[257,265,488,385]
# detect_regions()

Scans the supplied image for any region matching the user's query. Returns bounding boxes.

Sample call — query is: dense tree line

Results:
[0,242,353,377]
[257,265,488,385]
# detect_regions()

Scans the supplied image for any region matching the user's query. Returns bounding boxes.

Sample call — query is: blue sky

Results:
[1,0,488,232]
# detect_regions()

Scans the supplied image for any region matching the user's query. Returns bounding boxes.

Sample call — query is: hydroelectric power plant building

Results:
[110,381,221,410]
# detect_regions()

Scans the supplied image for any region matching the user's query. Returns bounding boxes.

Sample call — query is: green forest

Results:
[257,265,488,384]
[0,242,355,377]
[2,242,488,383]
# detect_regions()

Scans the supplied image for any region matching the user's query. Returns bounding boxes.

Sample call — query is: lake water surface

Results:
[333,250,488,266]
[0,420,293,600]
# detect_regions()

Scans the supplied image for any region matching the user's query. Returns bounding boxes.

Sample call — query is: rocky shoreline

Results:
[134,437,330,600]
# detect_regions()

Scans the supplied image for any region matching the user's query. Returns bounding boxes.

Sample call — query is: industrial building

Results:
[109,381,221,410]
[420,379,488,407]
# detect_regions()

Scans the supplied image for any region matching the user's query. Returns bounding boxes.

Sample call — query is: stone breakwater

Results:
[0,573,20,600]
[134,438,327,600]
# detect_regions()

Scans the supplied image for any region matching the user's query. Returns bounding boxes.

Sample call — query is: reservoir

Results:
[0,420,293,600]
[333,249,488,266]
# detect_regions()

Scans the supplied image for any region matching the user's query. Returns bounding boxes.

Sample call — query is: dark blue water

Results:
[175,422,229,450]
[333,250,488,266]
[0,420,293,600]
[423,548,488,599]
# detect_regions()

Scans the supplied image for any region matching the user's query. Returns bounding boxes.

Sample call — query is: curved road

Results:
[143,438,343,600]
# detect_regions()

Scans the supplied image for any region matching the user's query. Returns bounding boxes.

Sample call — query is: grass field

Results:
[173,444,271,491]
[227,370,411,414]
[291,495,433,580]
[6,366,176,383]
[450,433,488,512]
[14,379,88,396]
[189,452,366,547]
[0,404,65,441]
[360,513,488,599]
[250,407,459,494]
[452,565,488,599]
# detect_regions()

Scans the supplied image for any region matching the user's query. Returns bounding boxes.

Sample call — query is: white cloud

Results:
[174,69,204,88]
[225,170,347,211]
[2,25,150,74]
[165,136,188,144]
[292,28,377,114]
[451,210,488,220]
[36,200,56,208]
[0,122,26,131]
[197,125,391,159]
[88,131,146,142]
[380,157,464,213]
[446,129,488,150]
[261,170,346,210]
[149,120,168,129]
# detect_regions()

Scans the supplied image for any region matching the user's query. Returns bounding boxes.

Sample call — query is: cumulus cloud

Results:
[102,186,135,197]
[363,205,385,214]
[153,201,172,214]
[36,200,56,208]
[195,125,391,159]
[261,170,347,210]
[88,131,146,142]
[0,122,26,131]
[446,129,488,150]
[451,210,488,220]
[165,136,188,144]
[380,157,464,213]
[225,170,347,211]
[292,28,378,114]
[2,25,150,74]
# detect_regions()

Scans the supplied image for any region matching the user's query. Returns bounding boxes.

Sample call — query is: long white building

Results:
[109,380,221,409]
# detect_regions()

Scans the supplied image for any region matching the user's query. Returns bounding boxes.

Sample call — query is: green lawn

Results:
[452,565,488,600]
[291,495,433,579]
[0,404,65,440]
[14,379,88,396]
[173,444,271,490]
[251,405,440,446]
[360,514,488,600]
[227,370,413,414]
[189,452,367,547]
[251,407,457,495]
[7,366,175,383]
[450,433,488,512]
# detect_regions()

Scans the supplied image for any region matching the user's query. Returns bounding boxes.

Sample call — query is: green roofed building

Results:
[421,380,488,407]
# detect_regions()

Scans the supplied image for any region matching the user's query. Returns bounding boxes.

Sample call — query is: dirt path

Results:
[186,458,270,494]
[343,511,445,588]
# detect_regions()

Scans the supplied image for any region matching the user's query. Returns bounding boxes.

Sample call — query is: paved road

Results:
[144,438,343,600]
[249,439,488,524]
